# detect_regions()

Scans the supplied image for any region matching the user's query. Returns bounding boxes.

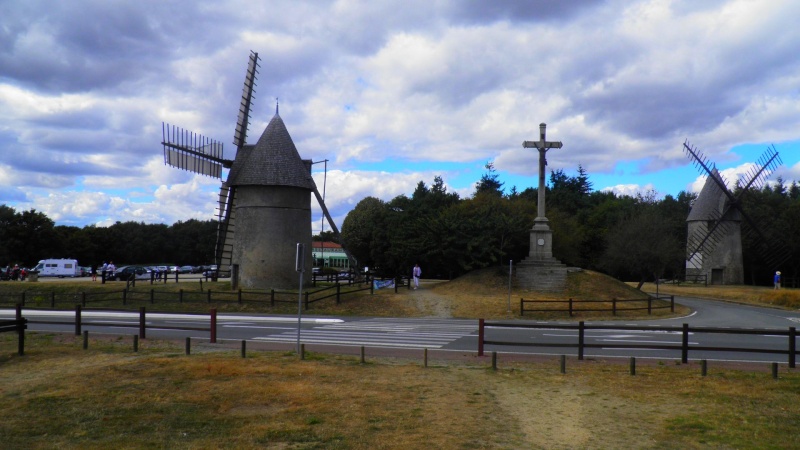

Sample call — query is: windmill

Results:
[161,51,353,289]
[683,140,789,284]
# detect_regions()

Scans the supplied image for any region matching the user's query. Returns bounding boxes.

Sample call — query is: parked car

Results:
[178,265,193,274]
[202,265,220,277]
[111,266,152,281]
[191,265,203,274]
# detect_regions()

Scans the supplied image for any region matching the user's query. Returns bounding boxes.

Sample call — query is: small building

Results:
[312,241,350,270]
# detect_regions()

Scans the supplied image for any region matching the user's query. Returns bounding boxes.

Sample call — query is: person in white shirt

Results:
[412,264,421,289]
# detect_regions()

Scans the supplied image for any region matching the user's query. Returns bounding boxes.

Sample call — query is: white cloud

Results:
[1,0,800,229]
[601,183,656,198]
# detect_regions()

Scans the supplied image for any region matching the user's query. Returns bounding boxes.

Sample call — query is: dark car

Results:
[111,266,152,281]
[178,265,193,274]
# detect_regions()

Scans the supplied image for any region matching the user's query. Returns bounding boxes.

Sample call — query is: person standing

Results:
[412,263,422,290]
[774,271,781,290]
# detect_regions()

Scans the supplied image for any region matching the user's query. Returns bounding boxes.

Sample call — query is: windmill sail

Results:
[214,51,259,274]
[233,51,259,150]
[214,183,236,274]
[162,123,228,178]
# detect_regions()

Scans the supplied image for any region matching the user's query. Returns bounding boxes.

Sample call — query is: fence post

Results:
[139,307,146,340]
[789,327,796,369]
[75,304,82,336]
[612,298,616,316]
[629,357,636,376]
[16,303,24,356]
[578,321,585,360]
[210,308,217,344]
[478,319,485,356]
[647,297,652,315]
[83,330,89,350]
[370,280,374,295]
[492,351,497,371]
[238,289,242,304]
[423,348,428,368]
[123,289,127,305]
[772,362,779,379]
[560,355,566,374]
[681,323,689,363]
[185,337,191,355]
[270,289,275,307]
[520,298,524,316]
[360,346,365,364]
[207,289,212,303]
[305,291,310,310]
[241,340,246,358]
[133,334,138,352]
[701,359,707,377]
[670,295,675,312]
[336,284,341,304]
[569,298,573,317]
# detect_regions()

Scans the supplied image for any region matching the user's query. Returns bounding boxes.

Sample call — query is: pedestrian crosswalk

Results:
[253,317,477,349]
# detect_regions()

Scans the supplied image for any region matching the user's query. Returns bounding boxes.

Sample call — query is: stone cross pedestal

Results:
[522,123,562,260]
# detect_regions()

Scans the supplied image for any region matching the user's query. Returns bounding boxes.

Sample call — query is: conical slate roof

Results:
[227,113,315,189]
[687,169,741,222]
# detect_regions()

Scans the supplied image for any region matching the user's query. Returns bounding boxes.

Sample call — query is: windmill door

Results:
[711,269,724,285]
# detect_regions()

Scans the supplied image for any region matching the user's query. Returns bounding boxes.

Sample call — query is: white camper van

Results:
[33,259,81,277]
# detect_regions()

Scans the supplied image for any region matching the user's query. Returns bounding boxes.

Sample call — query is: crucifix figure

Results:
[523,123,562,227]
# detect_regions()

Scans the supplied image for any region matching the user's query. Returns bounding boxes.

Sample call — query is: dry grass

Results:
[636,282,800,309]
[2,333,799,449]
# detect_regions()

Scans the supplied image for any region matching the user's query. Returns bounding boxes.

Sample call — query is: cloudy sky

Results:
[2,0,799,232]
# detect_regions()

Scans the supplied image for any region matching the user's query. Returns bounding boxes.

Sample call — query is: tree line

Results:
[1,166,796,286]
[340,167,799,287]
[0,205,216,269]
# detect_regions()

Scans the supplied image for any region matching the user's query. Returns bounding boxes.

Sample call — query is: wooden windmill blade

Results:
[233,51,259,151]
[161,123,231,177]
[213,51,260,274]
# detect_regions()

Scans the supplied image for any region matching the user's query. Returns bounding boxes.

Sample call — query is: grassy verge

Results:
[2,333,798,449]
[636,282,800,309]
[0,270,693,320]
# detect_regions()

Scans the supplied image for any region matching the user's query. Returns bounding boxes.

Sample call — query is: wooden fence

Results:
[0,279,373,310]
[478,320,798,367]
[0,304,27,355]
[16,305,216,342]
[520,295,674,316]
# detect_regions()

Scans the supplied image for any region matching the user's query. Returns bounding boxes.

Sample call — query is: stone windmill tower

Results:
[161,52,351,289]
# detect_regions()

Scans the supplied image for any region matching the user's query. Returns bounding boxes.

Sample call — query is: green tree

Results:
[602,206,684,289]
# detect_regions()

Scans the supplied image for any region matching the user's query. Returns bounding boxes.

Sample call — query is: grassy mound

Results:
[434,266,648,300]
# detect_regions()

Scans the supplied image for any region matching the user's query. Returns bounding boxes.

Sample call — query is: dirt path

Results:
[409,281,453,318]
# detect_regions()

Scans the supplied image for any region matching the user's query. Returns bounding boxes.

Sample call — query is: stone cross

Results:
[523,123,562,224]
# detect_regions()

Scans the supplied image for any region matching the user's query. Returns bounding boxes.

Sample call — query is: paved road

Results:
[3,296,799,364]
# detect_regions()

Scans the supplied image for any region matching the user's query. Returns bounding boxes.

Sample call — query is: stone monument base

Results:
[516,257,568,292]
